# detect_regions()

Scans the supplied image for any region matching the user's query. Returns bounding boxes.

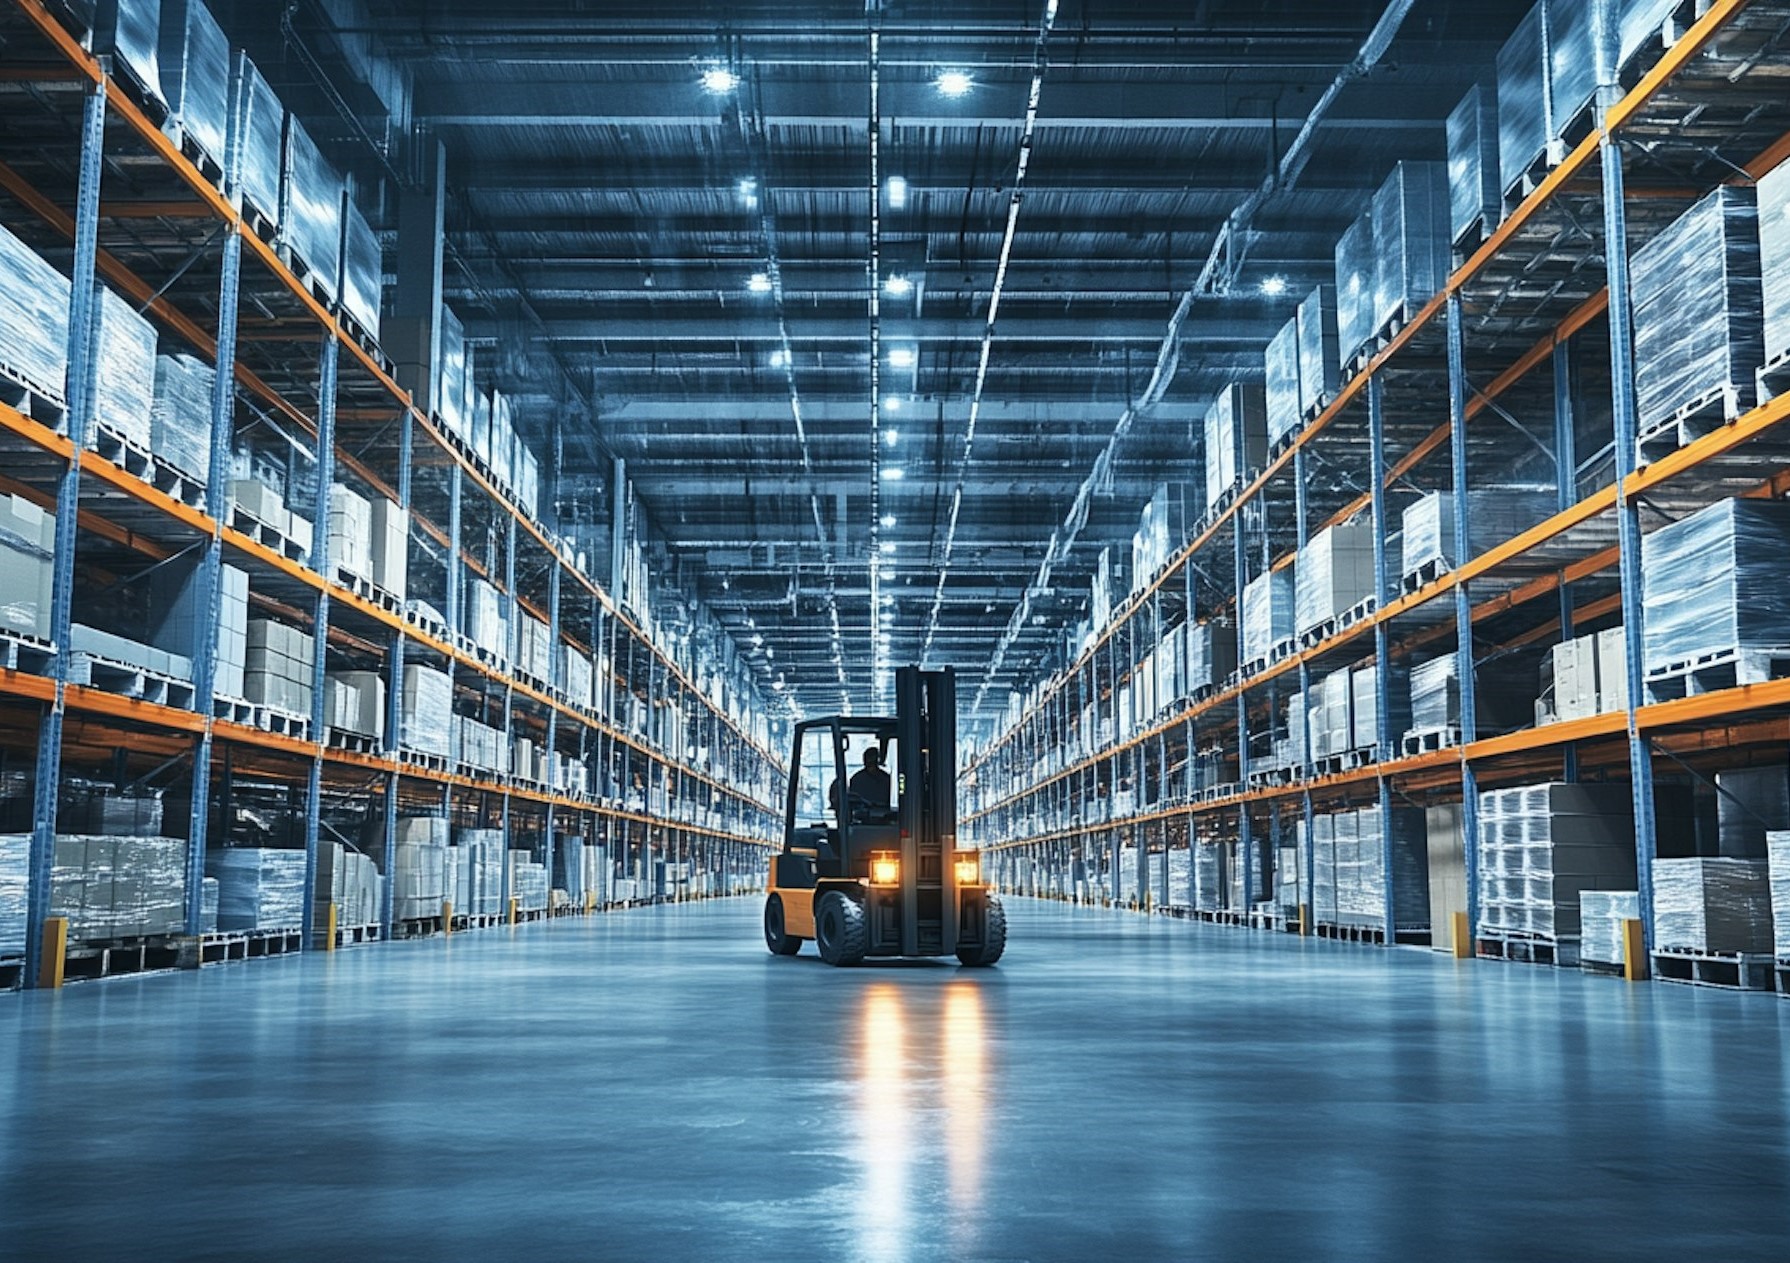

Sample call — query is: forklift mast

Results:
[895,665,956,957]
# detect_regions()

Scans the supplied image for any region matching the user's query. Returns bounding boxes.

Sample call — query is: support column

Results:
[1369,376,1397,938]
[1447,293,1482,946]
[1554,338,1580,783]
[301,336,338,947]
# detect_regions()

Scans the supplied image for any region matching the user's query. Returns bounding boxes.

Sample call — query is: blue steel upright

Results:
[1553,338,1580,783]
[25,81,106,988]
[1368,376,1397,937]
[1447,292,1482,946]
[301,335,338,947]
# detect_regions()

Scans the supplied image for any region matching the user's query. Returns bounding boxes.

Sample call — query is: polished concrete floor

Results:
[3,900,1790,1260]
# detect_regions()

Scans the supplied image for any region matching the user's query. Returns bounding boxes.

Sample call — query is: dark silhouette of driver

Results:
[831,747,892,822]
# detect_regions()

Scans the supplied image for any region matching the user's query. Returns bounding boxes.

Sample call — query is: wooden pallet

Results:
[62,934,182,982]
[1401,555,1451,594]
[1478,932,1578,968]
[321,922,383,949]
[326,728,381,754]
[0,629,56,675]
[1337,594,1378,631]
[274,239,337,309]
[160,119,225,185]
[1315,921,1387,945]
[399,749,450,773]
[1636,381,1752,464]
[0,367,68,430]
[334,567,404,616]
[87,423,154,479]
[1400,725,1462,757]
[229,505,310,561]
[182,926,304,968]
[65,651,196,709]
[247,703,312,741]
[211,695,255,725]
[1652,948,1776,991]
[335,309,393,376]
[0,954,23,991]
[1644,646,1790,704]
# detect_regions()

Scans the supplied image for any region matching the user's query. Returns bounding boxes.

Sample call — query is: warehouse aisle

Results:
[3,901,1789,1260]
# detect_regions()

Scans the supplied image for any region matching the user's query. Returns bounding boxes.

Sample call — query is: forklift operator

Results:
[830,747,892,823]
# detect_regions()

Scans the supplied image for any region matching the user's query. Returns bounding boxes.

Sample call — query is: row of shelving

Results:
[0,0,783,988]
[964,0,1790,986]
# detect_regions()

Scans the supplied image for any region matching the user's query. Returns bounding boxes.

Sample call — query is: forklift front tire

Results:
[764,895,803,956]
[957,895,1007,967]
[814,891,868,966]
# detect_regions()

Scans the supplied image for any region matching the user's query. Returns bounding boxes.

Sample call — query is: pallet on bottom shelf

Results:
[1400,724,1462,757]
[61,935,184,982]
[1643,645,1790,703]
[1478,930,1579,968]
[1651,948,1777,991]
[0,629,55,674]
[65,651,196,710]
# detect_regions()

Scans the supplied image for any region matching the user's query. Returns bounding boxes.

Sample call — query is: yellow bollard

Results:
[325,902,338,952]
[38,916,67,989]
[1622,918,1649,982]
[1298,903,1310,936]
[441,900,454,936]
[584,890,595,915]
[508,896,519,926]
[1452,910,1472,960]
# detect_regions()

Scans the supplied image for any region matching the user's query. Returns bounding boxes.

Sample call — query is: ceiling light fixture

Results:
[884,394,902,413]
[768,348,789,369]
[880,513,897,528]
[883,273,913,297]
[886,175,908,208]
[700,66,741,93]
[747,272,773,294]
[880,467,905,481]
[935,69,974,98]
[1260,274,1288,296]
[884,429,899,448]
[880,541,897,555]
[888,346,916,369]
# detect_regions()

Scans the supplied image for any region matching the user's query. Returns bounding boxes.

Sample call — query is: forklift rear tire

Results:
[814,891,868,966]
[957,895,1006,967]
[763,895,803,956]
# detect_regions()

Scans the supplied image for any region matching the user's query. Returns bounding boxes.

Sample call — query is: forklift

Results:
[763,666,1006,966]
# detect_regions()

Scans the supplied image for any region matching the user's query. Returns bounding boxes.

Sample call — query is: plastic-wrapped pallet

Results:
[326,670,384,740]
[92,0,163,109]
[0,493,56,640]
[392,816,448,920]
[1165,847,1191,910]
[227,50,283,228]
[1652,858,1775,953]
[554,835,585,902]
[399,663,452,758]
[438,306,467,437]
[558,643,594,708]
[1264,315,1302,444]
[368,496,407,599]
[1757,158,1790,369]
[1496,2,1549,197]
[1371,162,1450,339]
[1183,620,1235,695]
[1310,812,1336,925]
[157,0,230,171]
[464,575,506,652]
[1192,843,1222,913]
[1240,568,1294,665]
[1768,832,1790,956]
[50,835,186,940]
[1640,497,1790,673]
[149,354,214,482]
[1630,187,1763,440]
[338,192,382,342]
[94,287,157,448]
[1351,663,1409,754]
[1547,0,1597,147]
[60,779,163,835]
[1201,384,1267,511]
[1399,488,1555,581]
[1580,890,1639,967]
[1476,782,1635,948]
[207,848,307,930]
[1334,211,1377,366]
[1408,656,1461,735]
[0,832,26,956]
[519,612,552,681]
[200,875,218,933]
[328,482,373,583]
[1447,83,1499,246]
[279,113,342,302]
[1295,517,1377,637]
[1296,285,1340,416]
[0,222,72,405]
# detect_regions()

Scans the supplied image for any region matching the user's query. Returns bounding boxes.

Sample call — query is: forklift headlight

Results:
[953,852,981,886]
[870,853,900,886]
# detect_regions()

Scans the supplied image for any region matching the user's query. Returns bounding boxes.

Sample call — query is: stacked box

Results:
[1652,858,1775,953]
[1409,655,1456,733]
[553,835,584,902]
[1547,0,1597,147]
[399,663,452,757]
[1240,568,1294,664]
[1263,316,1302,443]
[518,612,553,681]
[1758,159,1790,368]
[456,828,505,915]
[1202,384,1267,511]
[157,0,230,171]
[279,113,342,302]
[1769,832,1790,956]
[0,222,72,404]
[1399,488,1555,578]
[1580,890,1641,966]
[1630,187,1763,438]
[1640,497,1790,671]
[315,841,381,930]
[147,557,245,699]
[1476,782,1636,944]
[1340,804,1430,931]
[49,835,186,940]
[94,287,158,448]
[392,816,448,921]
[328,482,373,582]
[93,0,165,107]
[71,623,191,681]
[60,779,163,835]
[452,714,505,772]
[1371,162,1450,338]
[338,192,382,341]
[0,494,56,641]
[230,477,313,554]
[1350,664,1410,753]
[510,850,548,912]
[438,306,467,436]
[326,670,385,741]
[1496,2,1550,196]
[1295,517,1377,637]
[227,50,283,228]
[1295,285,1340,416]
[1334,211,1377,365]
[1192,843,1222,913]
[1597,626,1629,713]
[368,496,407,599]
[557,645,594,709]
[149,353,214,481]
[1448,83,1500,245]
[1546,633,1601,722]
[463,575,507,653]
[200,875,218,933]
[1312,668,1352,759]
[0,832,26,956]
[245,618,314,715]
[207,847,307,930]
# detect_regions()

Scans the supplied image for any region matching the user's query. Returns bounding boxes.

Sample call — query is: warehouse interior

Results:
[4,0,1790,1255]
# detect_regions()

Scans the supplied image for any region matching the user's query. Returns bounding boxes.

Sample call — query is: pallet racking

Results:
[0,0,783,990]
[965,0,1790,983]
